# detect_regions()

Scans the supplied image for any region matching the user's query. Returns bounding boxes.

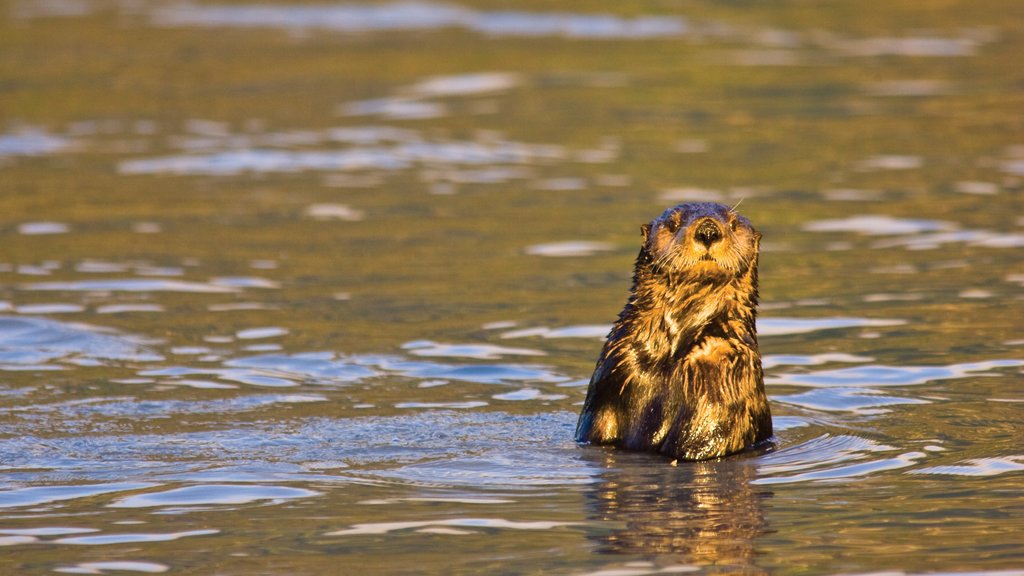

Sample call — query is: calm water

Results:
[2,1,1023,574]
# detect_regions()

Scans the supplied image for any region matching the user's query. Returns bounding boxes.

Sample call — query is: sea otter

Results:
[575,202,772,461]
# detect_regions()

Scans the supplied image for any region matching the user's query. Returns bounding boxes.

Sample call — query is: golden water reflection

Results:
[584,449,770,571]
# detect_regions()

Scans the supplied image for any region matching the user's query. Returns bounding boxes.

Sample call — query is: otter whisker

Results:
[651,245,683,274]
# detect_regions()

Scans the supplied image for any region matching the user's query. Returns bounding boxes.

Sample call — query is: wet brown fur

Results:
[575,202,772,461]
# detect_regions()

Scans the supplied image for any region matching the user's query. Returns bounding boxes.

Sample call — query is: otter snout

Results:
[695,218,723,248]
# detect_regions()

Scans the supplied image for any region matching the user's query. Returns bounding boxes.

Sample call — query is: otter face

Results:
[641,202,759,280]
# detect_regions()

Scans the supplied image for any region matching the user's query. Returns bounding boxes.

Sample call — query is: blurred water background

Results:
[1,0,1023,574]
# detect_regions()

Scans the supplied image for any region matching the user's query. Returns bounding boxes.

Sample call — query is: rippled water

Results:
[2,0,1023,574]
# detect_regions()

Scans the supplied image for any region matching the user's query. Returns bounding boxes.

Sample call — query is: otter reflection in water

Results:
[582,449,770,566]
[576,202,772,461]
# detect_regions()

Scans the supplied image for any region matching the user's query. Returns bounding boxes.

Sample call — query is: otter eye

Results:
[662,217,680,234]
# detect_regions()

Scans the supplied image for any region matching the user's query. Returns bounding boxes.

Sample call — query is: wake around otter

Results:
[575,202,772,461]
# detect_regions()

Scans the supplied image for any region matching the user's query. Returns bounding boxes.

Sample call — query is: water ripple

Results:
[0,482,157,509]
[55,561,170,574]
[54,529,219,546]
[0,129,72,158]
[403,340,545,360]
[2,394,328,424]
[758,317,905,336]
[22,279,238,294]
[109,484,320,508]
[803,215,954,235]
[772,387,927,413]
[803,215,1024,250]
[1,411,591,489]
[224,352,379,383]
[325,517,577,537]
[524,241,616,257]
[119,140,566,176]
[910,456,1024,477]
[0,316,159,368]
[500,318,905,339]
[768,359,1024,388]
[756,435,925,485]
[18,221,70,235]
[151,2,689,40]
[828,35,979,57]
[871,229,1024,250]
[762,353,873,369]
[371,356,568,385]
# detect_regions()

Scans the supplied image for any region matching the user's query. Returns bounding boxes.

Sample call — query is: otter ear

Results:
[640,223,651,242]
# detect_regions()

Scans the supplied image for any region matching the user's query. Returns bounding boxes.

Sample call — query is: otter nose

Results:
[695,219,723,248]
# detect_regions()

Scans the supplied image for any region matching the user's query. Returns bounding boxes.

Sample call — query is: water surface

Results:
[1,0,1023,574]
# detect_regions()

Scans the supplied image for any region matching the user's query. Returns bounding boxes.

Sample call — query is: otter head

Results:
[640,202,760,283]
